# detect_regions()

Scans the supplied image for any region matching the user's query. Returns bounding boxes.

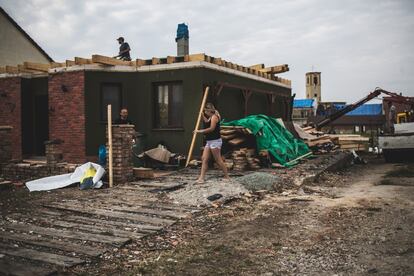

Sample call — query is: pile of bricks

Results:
[0,162,77,181]
[107,124,135,184]
[0,126,12,163]
[45,140,63,165]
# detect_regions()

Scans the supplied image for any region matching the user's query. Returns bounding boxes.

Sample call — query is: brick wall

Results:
[0,126,13,163]
[0,77,22,160]
[48,71,86,163]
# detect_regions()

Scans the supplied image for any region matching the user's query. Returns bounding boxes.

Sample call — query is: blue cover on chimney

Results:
[176,23,189,41]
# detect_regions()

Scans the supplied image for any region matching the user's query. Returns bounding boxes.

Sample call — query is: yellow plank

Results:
[0,67,6,73]
[6,66,19,74]
[184,55,190,62]
[50,62,65,68]
[136,59,146,66]
[91,54,131,66]
[249,64,265,70]
[259,64,289,74]
[74,57,92,65]
[23,61,50,72]
[166,56,176,64]
[188,53,206,62]
[66,60,75,66]
[18,64,41,73]
[152,57,160,65]
[213,57,222,65]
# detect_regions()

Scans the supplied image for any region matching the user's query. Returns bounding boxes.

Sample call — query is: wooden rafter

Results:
[259,64,289,74]
[74,57,92,65]
[0,67,6,73]
[5,66,18,74]
[50,62,66,68]
[24,61,50,72]
[249,64,265,70]
[91,55,131,66]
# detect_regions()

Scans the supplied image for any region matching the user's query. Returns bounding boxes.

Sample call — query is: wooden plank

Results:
[151,57,160,65]
[0,259,57,276]
[213,57,222,65]
[166,56,176,64]
[0,231,105,257]
[47,220,145,239]
[0,67,6,73]
[188,53,206,62]
[91,54,131,66]
[125,182,183,189]
[5,66,18,74]
[17,64,40,73]
[136,58,146,66]
[259,64,289,74]
[74,57,92,65]
[116,185,154,191]
[50,62,65,68]
[65,60,75,66]
[101,204,189,219]
[23,61,50,72]
[0,245,84,268]
[249,64,265,70]
[4,223,130,246]
[63,215,162,233]
[43,204,175,226]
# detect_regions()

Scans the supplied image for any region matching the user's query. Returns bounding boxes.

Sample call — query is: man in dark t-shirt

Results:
[114,37,131,61]
[115,108,134,125]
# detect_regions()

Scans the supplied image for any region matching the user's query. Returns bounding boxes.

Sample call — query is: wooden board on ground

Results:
[43,203,175,226]
[127,182,184,189]
[4,223,130,246]
[0,231,105,257]
[0,259,56,276]
[102,204,189,219]
[0,244,84,268]
[46,220,145,239]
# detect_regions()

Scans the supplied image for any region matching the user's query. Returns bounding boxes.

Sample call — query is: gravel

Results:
[167,178,248,207]
[236,172,288,192]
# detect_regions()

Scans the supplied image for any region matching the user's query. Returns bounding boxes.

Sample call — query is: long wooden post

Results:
[185,86,210,167]
[107,105,113,188]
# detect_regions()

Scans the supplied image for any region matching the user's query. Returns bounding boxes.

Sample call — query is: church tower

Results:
[306,72,321,103]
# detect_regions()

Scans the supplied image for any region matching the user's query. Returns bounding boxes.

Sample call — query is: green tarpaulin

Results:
[222,114,311,167]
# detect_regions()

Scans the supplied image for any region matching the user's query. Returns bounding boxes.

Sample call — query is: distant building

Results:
[306,72,321,104]
[292,99,315,126]
[309,103,385,138]
[0,7,53,67]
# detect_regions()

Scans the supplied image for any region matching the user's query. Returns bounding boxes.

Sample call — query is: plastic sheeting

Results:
[222,115,311,167]
[26,162,105,192]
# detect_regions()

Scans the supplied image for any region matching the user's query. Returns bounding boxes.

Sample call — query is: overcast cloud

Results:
[1,0,413,102]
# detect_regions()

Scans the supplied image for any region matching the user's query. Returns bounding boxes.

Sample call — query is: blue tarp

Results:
[293,99,314,108]
[176,23,189,41]
[334,103,383,116]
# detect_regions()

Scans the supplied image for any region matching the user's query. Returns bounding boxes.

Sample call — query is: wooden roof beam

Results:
[0,67,6,74]
[259,64,289,74]
[74,57,93,65]
[91,54,132,66]
[50,62,66,68]
[249,64,265,70]
[5,66,18,74]
[18,64,43,73]
[23,61,50,72]
[188,53,206,62]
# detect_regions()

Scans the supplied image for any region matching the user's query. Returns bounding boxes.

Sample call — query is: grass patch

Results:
[384,165,414,178]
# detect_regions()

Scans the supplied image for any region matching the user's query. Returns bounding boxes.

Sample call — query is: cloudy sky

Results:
[1,0,413,102]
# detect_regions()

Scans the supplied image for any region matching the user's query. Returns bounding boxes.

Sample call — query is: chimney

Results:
[176,23,189,56]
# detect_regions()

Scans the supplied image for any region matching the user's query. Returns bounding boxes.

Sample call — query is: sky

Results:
[1,0,413,103]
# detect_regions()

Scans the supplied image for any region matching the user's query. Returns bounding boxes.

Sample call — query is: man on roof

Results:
[114,37,131,61]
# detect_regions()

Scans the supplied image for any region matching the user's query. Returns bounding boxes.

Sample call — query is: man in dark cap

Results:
[114,37,131,61]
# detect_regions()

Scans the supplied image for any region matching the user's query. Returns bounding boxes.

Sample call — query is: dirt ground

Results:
[65,157,414,276]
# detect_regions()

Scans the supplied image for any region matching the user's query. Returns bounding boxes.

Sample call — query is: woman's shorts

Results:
[205,138,223,149]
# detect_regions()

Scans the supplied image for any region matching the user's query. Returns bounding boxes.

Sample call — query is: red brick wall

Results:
[0,77,22,160]
[48,71,86,163]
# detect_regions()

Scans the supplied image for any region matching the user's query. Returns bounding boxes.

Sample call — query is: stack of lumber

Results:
[220,126,261,170]
[299,126,369,152]
[220,126,252,146]
[328,135,370,151]
[294,125,336,153]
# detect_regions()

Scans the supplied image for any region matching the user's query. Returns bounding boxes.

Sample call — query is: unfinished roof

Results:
[0,53,291,88]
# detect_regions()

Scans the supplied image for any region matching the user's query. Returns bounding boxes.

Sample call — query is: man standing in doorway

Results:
[115,108,133,125]
[387,101,397,134]
[114,37,131,61]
